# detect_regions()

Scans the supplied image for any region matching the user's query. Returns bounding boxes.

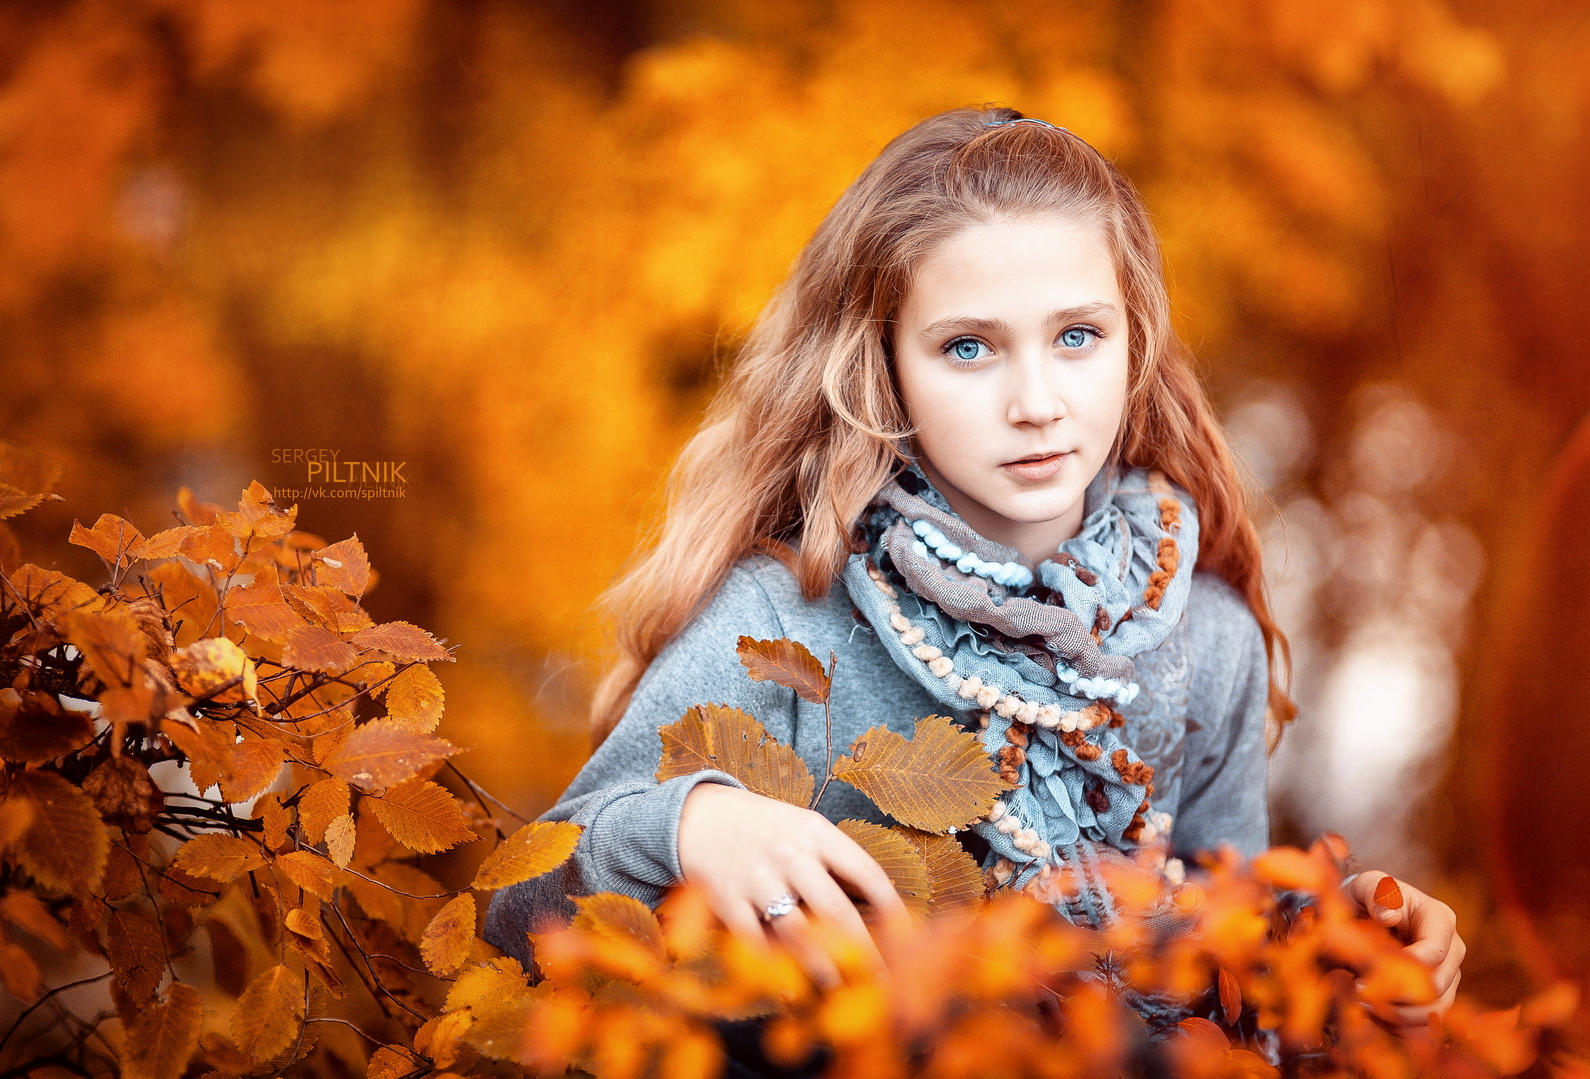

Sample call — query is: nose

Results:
[1005,351,1066,427]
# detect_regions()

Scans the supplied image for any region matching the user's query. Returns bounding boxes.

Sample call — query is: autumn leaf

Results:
[219,737,283,803]
[63,607,148,690]
[572,892,667,962]
[9,769,108,894]
[277,850,335,900]
[325,813,356,868]
[385,663,445,730]
[834,820,930,915]
[106,909,166,1011]
[0,891,69,951]
[1219,966,1242,1025]
[173,834,266,882]
[0,441,62,520]
[282,623,360,673]
[170,636,258,706]
[367,1046,426,1079]
[321,717,459,791]
[736,635,831,704]
[313,535,371,595]
[123,982,202,1079]
[351,620,453,662]
[0,940,40,1001]
[470,820,582,890]
[445,955,530,1014]
[421,892,477,976]
[1251,847,1329,893]
[370,778,479,854]
[900,829,985,916]
[69,513,147,568]
[297,776,349,845]
[232,963,304,1062]
[657,703,814,807]
[1372,875,1405,912]
[225,575,307,642]
[0,688,96,764]
[832,716,1010,832]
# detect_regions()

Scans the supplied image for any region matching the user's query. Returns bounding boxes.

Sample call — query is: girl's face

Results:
[891,213,1130,564]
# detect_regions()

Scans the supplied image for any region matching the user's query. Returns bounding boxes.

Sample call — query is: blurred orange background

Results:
[2,0,1587,1015]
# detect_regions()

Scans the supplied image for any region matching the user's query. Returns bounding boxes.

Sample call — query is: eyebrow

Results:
[917,302,1121,340]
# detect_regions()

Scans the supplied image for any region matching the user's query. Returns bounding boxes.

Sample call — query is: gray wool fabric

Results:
[482,556,1270,967]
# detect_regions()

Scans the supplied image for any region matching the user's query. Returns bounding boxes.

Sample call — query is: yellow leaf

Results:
[171,637,258,706]
[470,820,583,891]
[9,769,108,894]
[834,820,930,915]
[367,1045,425,1079]
[326,813,356,869]
[122,982,202,1079]
[370,778,478,854]
[254,793,291,851]
[277,850,335,900]
[415,1010,475,1068]
[173,834,266,882]
[736,635,831,704]
[900,829,985,916]
[445,954,529,1014]
[321,717,459,791]
[422,892,477,976]
[285,907,322,940]
[220,737,283,804]
[385,663,444,731]
[297,776,349,845]
[232,963,303,1062]
[657,703,813,806]
[350,620,453,662]
[572,892,666,960]
[832,716,1010,832]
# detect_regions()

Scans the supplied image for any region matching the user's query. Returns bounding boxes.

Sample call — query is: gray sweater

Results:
[483,555,1270,964]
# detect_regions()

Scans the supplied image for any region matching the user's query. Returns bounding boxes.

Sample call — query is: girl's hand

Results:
[1343,870,1466,1028]
[677,782,909,987]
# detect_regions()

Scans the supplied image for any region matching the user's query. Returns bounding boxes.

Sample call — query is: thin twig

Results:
[810,650,839,811]
[0,971,112,1057]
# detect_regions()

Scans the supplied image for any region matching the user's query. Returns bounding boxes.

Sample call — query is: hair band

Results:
[985,116,1071,133]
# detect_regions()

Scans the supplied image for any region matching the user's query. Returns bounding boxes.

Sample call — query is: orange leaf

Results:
[284,908,322,940]
[385,663,444,731]
[313,535,371,595]
[221,481,296,541]
[63,607,148,689]
[225,575,307,643]
[123,981,202,1079]
[1218,966,1242,1025]
[277,850,335,900]
[321,718,459,791]
[350,620,453,662]
[282,624,360,673]
[900,829,985,916]
[834,820,930,915]
[0,441,63,521]
[105,909,166,1011]
[736,635,831,704]
[297,777,349,845]
[220,737,283,804]
[421,893,477,976]
[1250,847,1328,893]
[254,793,291,852]
[69,513,147,567]
[9,769,108,894]
[0,688,95,764]
[572,892,667,962]
[285,584,374,634]
[367,1046,426,1079]
[370,778,478,854]
[170,637,258,706]
[173,834,266,882]
[471,820,583,891]
[0,891,69,951]
[832,716,1010,832]
[232,963,303,1062]
[137,525,206,561]
[326,814,356,868]
[0,939,40,1001]
[656,703,814,807]
[444,954,529,1014]
[1372,875,1404,911]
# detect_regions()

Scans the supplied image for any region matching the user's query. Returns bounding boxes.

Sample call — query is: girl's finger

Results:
[765,905,842,989]
[1386,968,1461,1026]
[821,832,909,917]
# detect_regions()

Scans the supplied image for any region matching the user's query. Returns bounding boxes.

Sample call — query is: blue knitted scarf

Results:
[840,460,1199,928]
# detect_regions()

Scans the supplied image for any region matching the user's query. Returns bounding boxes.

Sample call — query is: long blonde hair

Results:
[590,105,1296,746]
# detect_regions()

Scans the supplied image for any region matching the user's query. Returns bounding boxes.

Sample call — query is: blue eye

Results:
[944,337,989,363]
[1061,326,1100,348]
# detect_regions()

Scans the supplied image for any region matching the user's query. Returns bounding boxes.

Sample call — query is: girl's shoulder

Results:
[1177,569,1266,674]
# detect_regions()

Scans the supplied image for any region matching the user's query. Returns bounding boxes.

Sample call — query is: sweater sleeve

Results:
[1167,577,1271,862]
[483,560,800,967]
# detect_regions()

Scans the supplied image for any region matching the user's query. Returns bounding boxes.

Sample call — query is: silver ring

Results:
[761,893,798,921]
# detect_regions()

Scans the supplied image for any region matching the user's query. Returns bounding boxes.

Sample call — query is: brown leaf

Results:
[385,663,444,731]
[1373,875,1405,911]
[832,716,1010,832]
[834,820,930,915]
[171,637,258,706]
[350,620,453,662]
[124,982,202,1079]
[899,829,986,916]
[276,850,335,901]
[421,893,477,976]
[232,963,303,1062]
[220,737,283,803]
[69,513,148,567]
[106,909,166,1011]
[322,718,459,791]
[370,778,478,854]
[9,769,108,894]
[297,776,350,845]
[0,688,96,764]
[282,623,360,673]
[313,535,371,595]
[63,607,148,690]
[368,1046,426,1079]
[173,834,266,882]
[3,564,105,623]
[656,703,814,807]
[0,939,40,1001]
[1218,966,1242,1025]
[736,636,831,704]
[325,814,356,868]
[0,891,69,951]
[470,820,583,891]
[83,756,164,833]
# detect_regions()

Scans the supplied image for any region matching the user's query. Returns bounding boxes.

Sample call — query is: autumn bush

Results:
[0,460,1582,1078]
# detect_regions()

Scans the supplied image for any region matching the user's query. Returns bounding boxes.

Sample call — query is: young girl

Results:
[484,105,1462,1027]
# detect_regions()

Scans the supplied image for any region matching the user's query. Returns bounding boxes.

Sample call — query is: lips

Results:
[1004,451,1065,465]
